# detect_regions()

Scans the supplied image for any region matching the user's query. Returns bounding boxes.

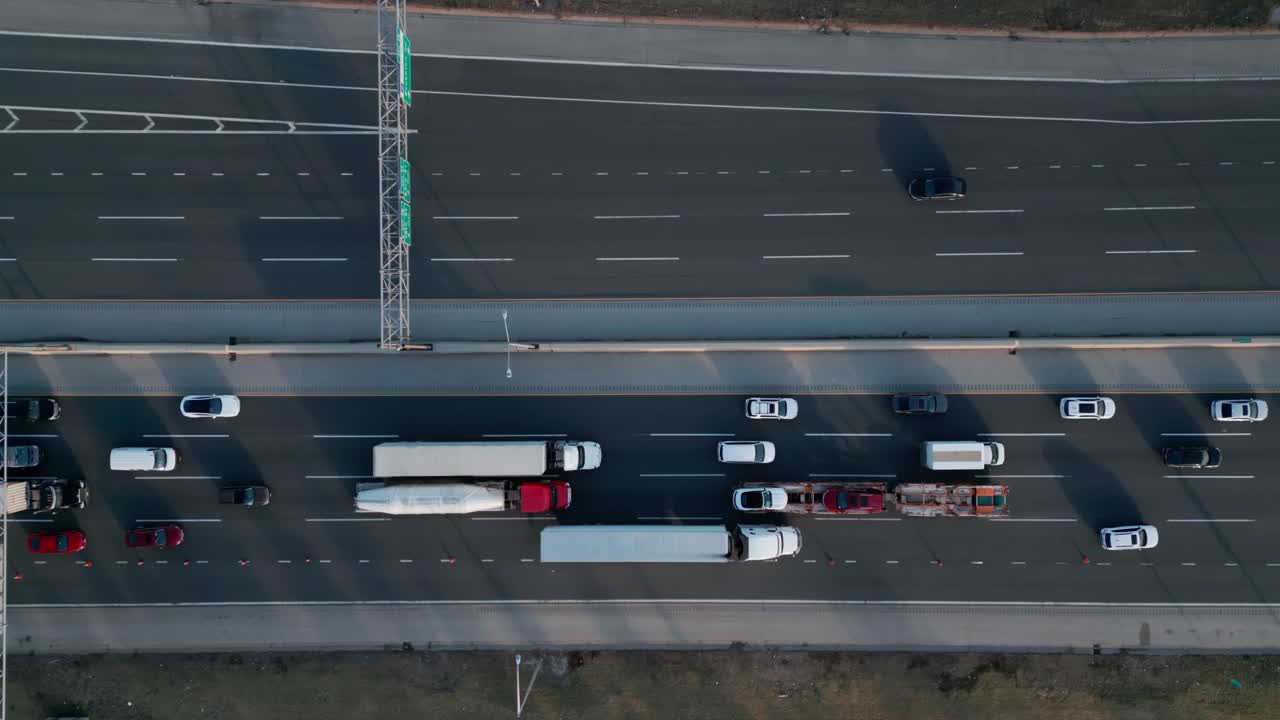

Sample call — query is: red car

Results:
[126,525,184,549]
[822,489,886,514]
[28,529,87,554]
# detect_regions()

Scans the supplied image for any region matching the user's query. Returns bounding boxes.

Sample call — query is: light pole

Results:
[500,310,538,380]
[514,653,542,718]
[501,310,513,379]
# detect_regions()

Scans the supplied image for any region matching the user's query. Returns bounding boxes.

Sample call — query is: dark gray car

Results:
[2,445,41,469]
[892,394,949,415]
[908,177,967,200]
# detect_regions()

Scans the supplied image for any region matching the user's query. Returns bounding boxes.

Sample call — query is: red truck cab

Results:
[519,480,571,512]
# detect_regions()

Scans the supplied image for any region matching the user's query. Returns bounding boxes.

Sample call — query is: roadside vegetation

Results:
[413,0,1275,32]
[12,650,1280,719]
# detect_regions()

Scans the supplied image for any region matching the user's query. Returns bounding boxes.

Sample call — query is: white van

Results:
[922,441,1005,471]
[110,447,178,472]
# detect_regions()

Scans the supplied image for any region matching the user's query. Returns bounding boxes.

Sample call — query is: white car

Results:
[745,397,798,420]
[732,487,788,512]
[1211,399,1268,423]
[1100,525,1159,551]
[1059,396,1116,420]
[180,394,242,419]
[718,441,776,464]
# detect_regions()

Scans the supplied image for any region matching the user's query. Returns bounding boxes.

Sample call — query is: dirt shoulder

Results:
[284,0,1280,34]
[14,650,1280,720]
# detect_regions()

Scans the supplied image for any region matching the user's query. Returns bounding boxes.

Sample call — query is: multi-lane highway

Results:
[8,392,1280,605]
[2,34,1279,299]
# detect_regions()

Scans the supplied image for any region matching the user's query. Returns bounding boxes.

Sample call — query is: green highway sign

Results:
[399,157,410,199]
[400,200,412,246]
[398,28,412,106]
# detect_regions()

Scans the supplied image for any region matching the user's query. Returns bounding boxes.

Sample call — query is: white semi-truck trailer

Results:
[355,481,570,515]
[539,524,802,563]
[373,440,601,478]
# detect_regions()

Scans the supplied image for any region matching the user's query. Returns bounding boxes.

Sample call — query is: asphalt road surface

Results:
[7,392,1280,606]
[1,35,1279,299]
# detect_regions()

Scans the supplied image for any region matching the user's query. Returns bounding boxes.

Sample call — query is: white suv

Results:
[1059,396,1116,420]
[718,441,776,464]
[1211,399,1268,423]
[745,398,798,420]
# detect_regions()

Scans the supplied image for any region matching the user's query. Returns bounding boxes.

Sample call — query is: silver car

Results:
[2,445,41,469]
[1059,396,1116,420]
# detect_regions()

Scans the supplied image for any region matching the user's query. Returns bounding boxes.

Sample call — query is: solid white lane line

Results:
[6,434,58,438]
[135,518,220,523]
[592,214,680,220]
[1161,432,1251,437]
[987,518,1077,522]
[260,257,348,262]
[432,215,519,220]
[313,434,399,438]
[0,258,17,262]
[636,516,724,521]
[979,433,1066,437]
[761,212,852,217]
[259,215,344,220]
[91,257,180,262]
[936,252,1024,257]
[142,434,228,438]
[0,216,13,220]
[976,474,1067,479]
[649,433,733,437]
[813,517,903,522]
[6,518,54,524]
[935,209,1024,215]
[808,473,895,478]
[429,257,514,262]
[132,476,220,480]
[1166,518,1255,523]
[304,475,373,479]
[762,254,852,260]
[638,473,725,478]
[97,215,185,220]
[1103,205,1197,212]
[1105,249,1197,255]
[482,433,567,438]
[805,433,893,438]
[595,257,679,262]
[306,518,392,522]
[1163,475,1254,479]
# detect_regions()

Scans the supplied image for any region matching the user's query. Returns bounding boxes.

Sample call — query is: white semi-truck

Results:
[539,524,802,563]
[355,481,570,515]
[373,440,601,478]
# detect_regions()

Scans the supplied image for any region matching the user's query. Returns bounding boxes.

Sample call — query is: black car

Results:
[892,393,949,416]
[908,176,967,200]
[1161,446,1222,469]
[3,398,60,422]
[219,485,271,507]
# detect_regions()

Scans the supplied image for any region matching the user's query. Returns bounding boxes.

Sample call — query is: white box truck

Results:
[373,440,601,478]
[922,441,1005,470]
[539,524,802,563]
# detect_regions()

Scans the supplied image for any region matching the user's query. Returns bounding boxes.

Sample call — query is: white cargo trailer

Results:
[373,440,601,478]
[539,525,801,563]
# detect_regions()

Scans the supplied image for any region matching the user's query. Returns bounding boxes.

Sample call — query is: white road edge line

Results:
[141,434,228,438]
[23,598,1280,608]
[595,257,680,262]
[430,257,515,262]
[91,257,180,262]
[1104,249,1197,255]
[97,215,185,220]
[935,209,1024,215]
[260,257,348,262]
[935,252,1024,257]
